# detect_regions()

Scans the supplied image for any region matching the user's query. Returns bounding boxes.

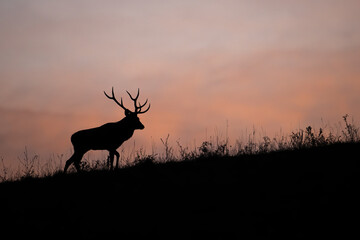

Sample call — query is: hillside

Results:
[0,142,359,238]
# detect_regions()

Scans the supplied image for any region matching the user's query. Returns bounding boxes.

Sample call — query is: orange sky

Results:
[1,0,360,167]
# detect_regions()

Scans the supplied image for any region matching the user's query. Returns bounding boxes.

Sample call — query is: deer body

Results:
[72,119,139,151]
[64,88,150,173]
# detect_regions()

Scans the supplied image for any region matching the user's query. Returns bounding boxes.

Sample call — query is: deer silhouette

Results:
[64,88,150,173]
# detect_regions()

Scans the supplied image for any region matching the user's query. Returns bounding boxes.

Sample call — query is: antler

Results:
[104,87,150,114]
[126,88,151,114]
[104,87,130,113]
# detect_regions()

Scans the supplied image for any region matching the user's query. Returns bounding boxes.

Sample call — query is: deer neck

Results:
[115,117,136,134]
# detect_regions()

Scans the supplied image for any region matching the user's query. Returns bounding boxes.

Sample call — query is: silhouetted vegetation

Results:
[0,115,359,180]
[0,115,359,238]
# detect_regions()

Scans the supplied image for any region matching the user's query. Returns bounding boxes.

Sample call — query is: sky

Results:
[0,0,360,167]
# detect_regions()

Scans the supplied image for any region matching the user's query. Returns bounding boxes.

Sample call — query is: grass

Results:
[1,115,358,180]
[1,142,359,238]
[0,115,359,238]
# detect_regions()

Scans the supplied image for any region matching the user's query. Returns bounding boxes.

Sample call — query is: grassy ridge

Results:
[0,142,359,238]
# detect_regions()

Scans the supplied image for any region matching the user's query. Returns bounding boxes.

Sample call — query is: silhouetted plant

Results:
[244,127,258,154]
[215,143,228,155]
[290,129,304,149]
[133,147,158,166]
[134,154,156,167]
[41,153,64,177]
[196,139,230,157]
[244,141,257,155]
[326,131,340,144]
[303,126,327,147]
[316,128,326,145]
[135,147,147,161]
[272,135,289,151]
[91,159,108,170]
[199,141,212,156]
[290,126,333,149]
[233,139,243,155]
[160,134,174,162]
[0,157,10,182]
[79,159,91,171]
[258,136,272,153]
[342,114,359,142]
[176,140,197,161]
[18,147,39,178]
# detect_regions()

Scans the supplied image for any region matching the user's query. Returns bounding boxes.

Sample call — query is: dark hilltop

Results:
[0,141,359,239]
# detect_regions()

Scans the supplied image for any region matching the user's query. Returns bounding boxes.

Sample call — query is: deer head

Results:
[104,87,150,129]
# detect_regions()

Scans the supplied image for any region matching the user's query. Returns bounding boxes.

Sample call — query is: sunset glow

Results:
[1,0,359,166]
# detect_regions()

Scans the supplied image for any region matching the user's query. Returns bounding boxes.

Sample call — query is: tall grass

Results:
[0,114,359,182]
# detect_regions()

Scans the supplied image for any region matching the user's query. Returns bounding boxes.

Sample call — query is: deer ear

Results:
[125,110,131,116]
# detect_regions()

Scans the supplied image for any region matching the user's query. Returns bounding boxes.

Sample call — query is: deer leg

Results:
[64,151,84,173]
[114,151,120,169]
[74,161,81,172]
[108,151,115,170]
[64,153,76,173]
[106,155,111,168]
